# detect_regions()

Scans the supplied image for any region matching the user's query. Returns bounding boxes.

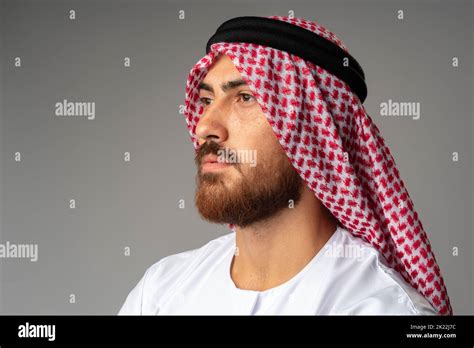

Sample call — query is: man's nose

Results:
[195,104,229,146]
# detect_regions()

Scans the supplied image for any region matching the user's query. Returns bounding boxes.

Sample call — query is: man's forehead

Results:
[202,54,241,83]
[210,53,235,69]
[199,55,249,93]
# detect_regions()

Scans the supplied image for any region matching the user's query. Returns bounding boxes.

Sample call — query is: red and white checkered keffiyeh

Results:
[183,15,452,315]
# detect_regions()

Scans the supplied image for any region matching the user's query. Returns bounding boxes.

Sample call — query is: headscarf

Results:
[183,15,452,315]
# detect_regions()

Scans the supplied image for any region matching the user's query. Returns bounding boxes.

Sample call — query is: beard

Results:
[194,141,303,228]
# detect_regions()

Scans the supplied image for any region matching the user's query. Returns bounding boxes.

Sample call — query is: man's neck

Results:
[230,185,338,291]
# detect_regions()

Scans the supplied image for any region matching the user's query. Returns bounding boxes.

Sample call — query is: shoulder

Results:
[145,231,234,282]
[118,232,234,315]
[322,226,437,315]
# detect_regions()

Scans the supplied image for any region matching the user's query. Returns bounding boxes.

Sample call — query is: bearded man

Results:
[119,16,451,315]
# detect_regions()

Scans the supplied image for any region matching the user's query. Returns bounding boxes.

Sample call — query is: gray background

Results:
[0,0,472,314]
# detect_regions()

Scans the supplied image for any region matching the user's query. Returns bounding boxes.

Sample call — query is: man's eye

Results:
[199,97,212,105]
[239,93,255,103]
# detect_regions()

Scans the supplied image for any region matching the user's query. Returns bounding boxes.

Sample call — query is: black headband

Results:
[206,16,368,103]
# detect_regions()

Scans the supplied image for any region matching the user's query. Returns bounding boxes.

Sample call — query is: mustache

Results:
[194,141,237,167]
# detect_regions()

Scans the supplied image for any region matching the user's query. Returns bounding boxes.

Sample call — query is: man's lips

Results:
[202,154,219,165]
[201,154,231,173]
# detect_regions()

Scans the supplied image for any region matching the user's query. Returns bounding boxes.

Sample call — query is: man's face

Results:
[194,54,303,227]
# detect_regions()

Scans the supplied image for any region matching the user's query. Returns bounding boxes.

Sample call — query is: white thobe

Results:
[118,225,437,315]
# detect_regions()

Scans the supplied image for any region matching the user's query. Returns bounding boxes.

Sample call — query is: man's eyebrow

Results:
[198,79,248,93]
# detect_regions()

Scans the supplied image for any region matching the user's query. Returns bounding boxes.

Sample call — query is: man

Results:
[118,16,451,315]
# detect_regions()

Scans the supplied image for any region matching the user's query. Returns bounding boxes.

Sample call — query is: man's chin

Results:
[195,181,240,222]
[196,178,235,199]
[198,169,241,188]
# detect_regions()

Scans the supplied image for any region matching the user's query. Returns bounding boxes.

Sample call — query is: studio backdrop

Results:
[0,0,472,314]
